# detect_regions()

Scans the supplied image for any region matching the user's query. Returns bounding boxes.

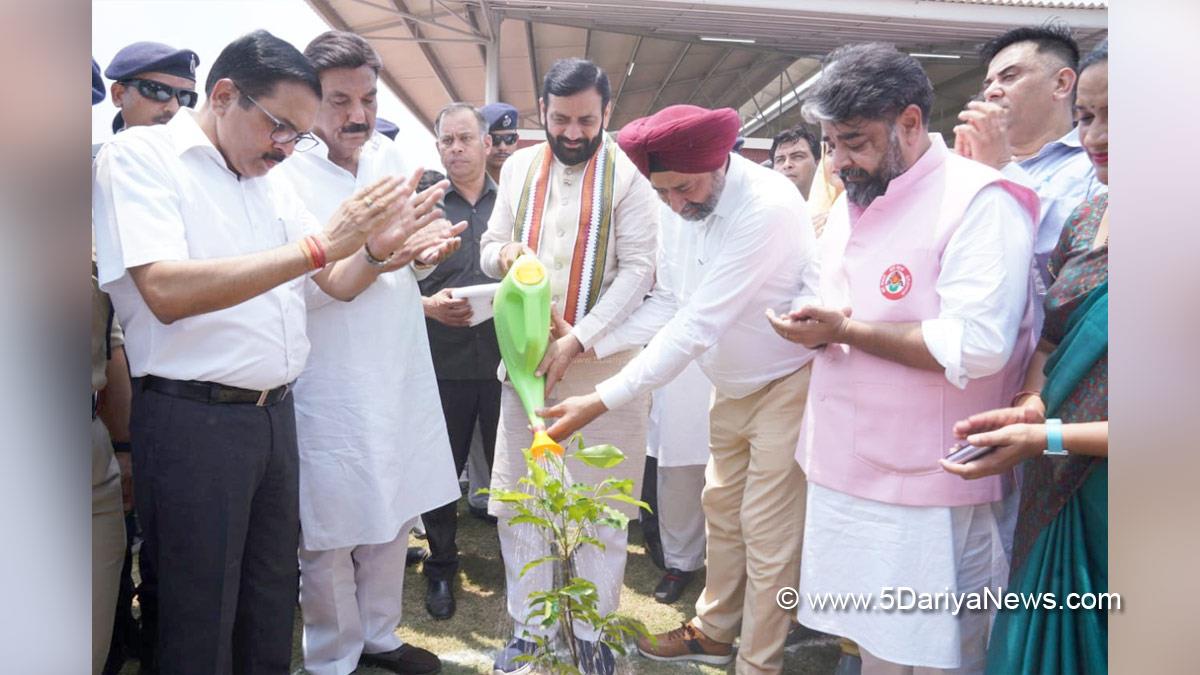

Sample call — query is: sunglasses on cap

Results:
[120,78,199,108]
[490,132,518,145]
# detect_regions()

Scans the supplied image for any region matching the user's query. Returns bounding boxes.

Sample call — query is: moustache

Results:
[262,151,287,164]
[839,167,870,182]
[342,122,370,134]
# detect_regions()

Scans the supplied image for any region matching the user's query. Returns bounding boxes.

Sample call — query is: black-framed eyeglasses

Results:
[240,90,319,152]
[490,132,518,146]
[120,78,199,108]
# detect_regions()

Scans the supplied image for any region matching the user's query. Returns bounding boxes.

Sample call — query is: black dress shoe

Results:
[425,578,455,620]
[406,546,429,568]
[359,643,441,674]
[469,503,498,525]
[653,568,695,604]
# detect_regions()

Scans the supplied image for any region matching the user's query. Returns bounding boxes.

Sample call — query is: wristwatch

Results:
[1043,418,1067,456]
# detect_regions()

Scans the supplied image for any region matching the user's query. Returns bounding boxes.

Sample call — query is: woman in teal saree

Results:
[940,41,1109,674]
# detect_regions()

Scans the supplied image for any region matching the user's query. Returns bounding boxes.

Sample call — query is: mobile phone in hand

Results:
[945,443,996,464]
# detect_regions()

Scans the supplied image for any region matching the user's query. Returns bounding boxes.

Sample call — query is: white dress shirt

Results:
[479,135,658,350]
[918,186,1037,388]
[93,110,320,390]
[815,147,1035,390]
[274,133,459,550]
[593,154,819,411]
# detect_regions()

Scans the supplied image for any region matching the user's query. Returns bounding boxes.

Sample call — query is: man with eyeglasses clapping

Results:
[93,30,441,674]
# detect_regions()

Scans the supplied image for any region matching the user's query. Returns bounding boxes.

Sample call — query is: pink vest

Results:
[797,136,1040,507]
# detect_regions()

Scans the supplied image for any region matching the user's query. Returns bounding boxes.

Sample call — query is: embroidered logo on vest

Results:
[879,264,912,300]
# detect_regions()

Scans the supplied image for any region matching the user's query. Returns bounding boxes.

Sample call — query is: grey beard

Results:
[842,131,907,208]
[679,169,727,222]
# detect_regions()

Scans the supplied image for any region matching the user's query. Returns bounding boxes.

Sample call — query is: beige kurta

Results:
[481,136,659,516]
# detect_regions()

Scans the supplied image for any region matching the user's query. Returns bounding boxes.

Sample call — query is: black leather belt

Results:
[139,375,291,407]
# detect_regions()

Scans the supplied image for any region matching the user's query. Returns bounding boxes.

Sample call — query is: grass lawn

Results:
[291,499,841,674]
[119,498,841,674]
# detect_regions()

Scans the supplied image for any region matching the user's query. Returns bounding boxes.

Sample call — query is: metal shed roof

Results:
[304,0,1106,138]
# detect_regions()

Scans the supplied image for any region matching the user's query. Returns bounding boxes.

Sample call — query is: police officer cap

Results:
[481,102,519,132]
[376,117,400,141]
[105,41,200,82]
[92,59,105,105]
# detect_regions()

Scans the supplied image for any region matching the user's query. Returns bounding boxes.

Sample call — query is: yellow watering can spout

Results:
[529,429,564,459]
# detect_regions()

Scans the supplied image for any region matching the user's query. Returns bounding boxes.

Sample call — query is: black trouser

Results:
[103,508,160,675]
[639,455,665,570]
[102,512,138,675]
[130,381,299,675]
[422,378,501,581]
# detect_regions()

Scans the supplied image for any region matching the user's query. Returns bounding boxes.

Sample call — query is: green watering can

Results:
[493,254,563,457]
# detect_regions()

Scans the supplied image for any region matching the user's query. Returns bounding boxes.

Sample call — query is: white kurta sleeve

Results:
[921,184,1035,388]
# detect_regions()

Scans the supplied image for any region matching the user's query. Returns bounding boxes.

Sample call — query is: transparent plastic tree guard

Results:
[482,433,653,674]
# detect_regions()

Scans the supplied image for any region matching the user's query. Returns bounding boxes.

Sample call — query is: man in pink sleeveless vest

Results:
[767,43,1040,673]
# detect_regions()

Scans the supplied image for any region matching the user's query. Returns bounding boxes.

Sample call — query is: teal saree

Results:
[985,281,1108,675]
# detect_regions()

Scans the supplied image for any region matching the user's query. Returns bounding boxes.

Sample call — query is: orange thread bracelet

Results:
[305,235,327,269]
[298,239,315,269]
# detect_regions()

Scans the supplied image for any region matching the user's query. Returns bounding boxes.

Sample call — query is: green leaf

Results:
[565,502,592,522]
[576,535,605,551]
[602,493,651,512]
[559,579,599,604]
[573,443,625,469]
[595,473,633,494]
[508,514,555,531]
[519,555,560,578]
[490,491,535,503]
[528,455,548,489]
[598,516,629,532]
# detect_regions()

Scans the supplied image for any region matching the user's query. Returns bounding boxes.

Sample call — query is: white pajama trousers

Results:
[299,520,416,675]
[658,464,707,571]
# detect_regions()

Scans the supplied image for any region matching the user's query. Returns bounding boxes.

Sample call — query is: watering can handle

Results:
[524,289,543,360]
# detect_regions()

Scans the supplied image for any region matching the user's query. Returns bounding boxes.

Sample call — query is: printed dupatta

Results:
[511,134,617,325]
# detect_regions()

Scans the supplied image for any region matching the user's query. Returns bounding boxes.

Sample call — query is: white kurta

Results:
[276,134,459,551]
[647,360,712,467]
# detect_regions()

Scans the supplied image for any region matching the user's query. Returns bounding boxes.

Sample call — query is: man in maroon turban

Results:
[540,104,822,672]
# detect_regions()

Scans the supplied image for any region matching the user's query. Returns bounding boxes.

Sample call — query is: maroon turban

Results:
[617,105,741,178]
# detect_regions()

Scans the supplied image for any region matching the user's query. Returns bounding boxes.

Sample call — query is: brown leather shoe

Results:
[637,621,734,665]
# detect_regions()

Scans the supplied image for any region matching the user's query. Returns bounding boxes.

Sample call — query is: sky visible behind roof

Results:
[92,0,443,169]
